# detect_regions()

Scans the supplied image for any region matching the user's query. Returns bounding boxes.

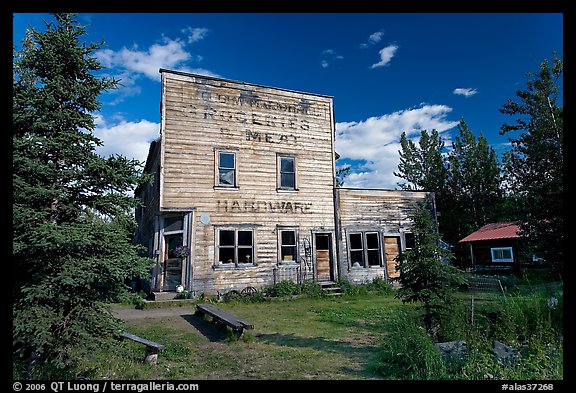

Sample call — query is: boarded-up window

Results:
[384,236,401,278]
[217,229,254,265]
[278,155,296,190]
[218,152,236,187]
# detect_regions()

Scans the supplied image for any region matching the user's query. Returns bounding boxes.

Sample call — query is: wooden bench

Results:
[196,303,254,336]
[121,331,166,364]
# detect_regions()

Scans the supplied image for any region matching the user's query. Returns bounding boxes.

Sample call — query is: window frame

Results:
[348,232,366,268]
[215,227,256,267]
[215,150,238,189]
[365,232,382,267]
[278,227,299,264]
[277,154,297,191]
[491,247,514,263]
[347,230,386,269]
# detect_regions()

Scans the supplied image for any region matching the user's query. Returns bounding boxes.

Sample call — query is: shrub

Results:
[262,281,301,298]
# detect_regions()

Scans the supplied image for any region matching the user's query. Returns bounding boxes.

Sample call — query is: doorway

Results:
[314,233,333,282]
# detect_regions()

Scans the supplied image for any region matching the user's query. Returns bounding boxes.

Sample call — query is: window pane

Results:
[219,247,234,264]
[281,230,296,246]
[219,152,235,169]
[280,173,295,189]
[219,169,235,186]
[219,230,235,246]
[502,249,512,259]
[281,246,297,262]
[238,247,253,264]
[367,250,380,266]
[316,235,329,250]
[166,234,183,258]
[164,216,183,232]
[238,231,252,246]
[366,233,379,249]
[349,233,363,250]
[350,250,364,266]
[405,232,415,249]
[280,157,294,173]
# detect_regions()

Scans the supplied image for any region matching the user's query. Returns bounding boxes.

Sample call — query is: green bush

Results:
[262,281,301,298]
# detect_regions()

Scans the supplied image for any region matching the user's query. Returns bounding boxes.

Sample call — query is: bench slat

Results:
[121,332,166,350]
[196,304,254,331]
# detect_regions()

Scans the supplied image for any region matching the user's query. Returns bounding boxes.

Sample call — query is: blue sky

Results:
[12,13,563,189]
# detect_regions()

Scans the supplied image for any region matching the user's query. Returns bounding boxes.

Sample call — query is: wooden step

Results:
[151,291,177,301]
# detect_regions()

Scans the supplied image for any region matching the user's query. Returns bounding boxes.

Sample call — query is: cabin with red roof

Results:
[458,222,525,272]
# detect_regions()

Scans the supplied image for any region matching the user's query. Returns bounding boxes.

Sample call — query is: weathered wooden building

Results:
[335,188,434,284]
[135,69,434,298]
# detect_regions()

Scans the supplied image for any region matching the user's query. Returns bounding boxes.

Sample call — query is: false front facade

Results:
[135,69,435,298]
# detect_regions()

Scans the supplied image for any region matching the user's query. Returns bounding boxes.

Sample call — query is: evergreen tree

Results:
[394,129,448,192]
[499,55,563,274]
[395,205,463,338]
[13,13,153,378]
[447,119,503,242]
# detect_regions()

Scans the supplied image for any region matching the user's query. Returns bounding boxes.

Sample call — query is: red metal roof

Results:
[459,222,521,243]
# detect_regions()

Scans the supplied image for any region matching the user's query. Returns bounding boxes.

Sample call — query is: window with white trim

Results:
[491,247,514,263]
[278,155,296,190]
[279,229,298,263]
[217,151,236,187]
[217,229,254,265]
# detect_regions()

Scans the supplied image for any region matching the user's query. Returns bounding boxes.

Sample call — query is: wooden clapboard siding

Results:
[335,188,433,284]
[156,70,336,294]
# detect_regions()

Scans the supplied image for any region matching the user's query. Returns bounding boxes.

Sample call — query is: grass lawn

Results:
[99,294,407,380]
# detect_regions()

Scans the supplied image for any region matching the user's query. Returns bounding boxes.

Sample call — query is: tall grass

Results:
[373,286,563,380]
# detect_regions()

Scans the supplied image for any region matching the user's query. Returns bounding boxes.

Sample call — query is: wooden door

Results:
[315,234,332,282]
[384,236,401,278]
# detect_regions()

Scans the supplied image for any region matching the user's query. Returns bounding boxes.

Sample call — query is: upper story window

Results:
[217,151,236,187]
[278,155,297,191]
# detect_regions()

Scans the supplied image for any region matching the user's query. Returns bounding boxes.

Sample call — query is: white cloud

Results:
[320,48,343,69]
[371,44,398,68]
[335,104,459,189]
[93,115,160,164]
[453,88,478,97]
[360,29,385,48]
[181,27,209,43]
[95,33,220,103]
[96,37,192,81]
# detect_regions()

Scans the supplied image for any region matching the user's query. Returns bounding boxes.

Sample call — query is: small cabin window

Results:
[491,247,514,263]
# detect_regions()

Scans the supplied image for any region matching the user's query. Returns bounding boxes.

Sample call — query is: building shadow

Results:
[180,314,228,342]
[256,332,381,379]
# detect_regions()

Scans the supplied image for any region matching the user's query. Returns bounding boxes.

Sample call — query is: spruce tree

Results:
[395,205,462,338]
[13,13,153,378]
[499,55,563,274]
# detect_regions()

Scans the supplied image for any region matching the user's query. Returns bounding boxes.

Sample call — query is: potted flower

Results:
[174,245,190,259]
